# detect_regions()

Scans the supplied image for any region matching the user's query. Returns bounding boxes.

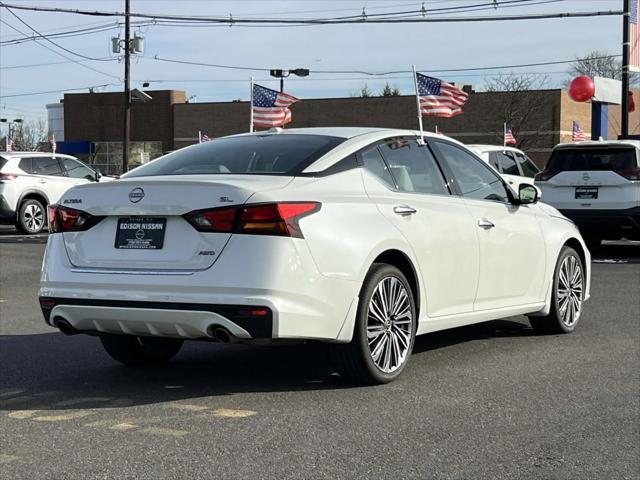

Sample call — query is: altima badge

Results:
[129,187,145,203]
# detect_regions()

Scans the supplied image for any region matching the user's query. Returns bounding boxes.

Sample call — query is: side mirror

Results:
[518,183,539,205]
[94,170,102,182]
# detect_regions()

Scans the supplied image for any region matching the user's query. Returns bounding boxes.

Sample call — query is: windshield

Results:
[547,146,638,172]
[124,134,344,178]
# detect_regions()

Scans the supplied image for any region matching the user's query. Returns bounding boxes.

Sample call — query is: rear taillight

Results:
[47,205,103,233]
[0,173,17,181]
[615,167,640,180]
[534,170,557,182]
[184,202,321,238]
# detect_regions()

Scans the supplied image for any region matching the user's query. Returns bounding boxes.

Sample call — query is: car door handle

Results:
[478,218,495,229]
[393,205,417,216]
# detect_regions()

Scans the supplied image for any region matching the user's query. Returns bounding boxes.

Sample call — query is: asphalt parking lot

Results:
[1,226,638,479]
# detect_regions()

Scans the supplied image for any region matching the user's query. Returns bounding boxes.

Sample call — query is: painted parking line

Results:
[7,410,41,420]
[32,411,95,422]
[0,454,21,465]
[211,408,257,418]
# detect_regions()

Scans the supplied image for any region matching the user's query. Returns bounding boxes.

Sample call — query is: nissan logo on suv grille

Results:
[128,187,145,203]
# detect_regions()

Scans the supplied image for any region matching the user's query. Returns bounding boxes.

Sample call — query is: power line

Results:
[3,6,113,61]
[149,54,622,76]
[0,1,622,25]
[0,84,120,99]
[1,22,121,45]
[0,58,115,70]
[0,19,121,80]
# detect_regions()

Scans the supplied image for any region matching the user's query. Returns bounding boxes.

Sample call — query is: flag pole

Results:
[503,122,507,147]
[249,77,254,133]
[412,65,425,144]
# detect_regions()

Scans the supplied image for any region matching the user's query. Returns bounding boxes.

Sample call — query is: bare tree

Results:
[566,50,638,85]
[484,74,551,150]
[8,119,47,151]
[568,50,622,81]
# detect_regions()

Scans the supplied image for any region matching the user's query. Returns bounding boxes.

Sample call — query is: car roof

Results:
[554,139,640,150]
[235,126,463,143]
[468,144,524,153]
[0,152,75,159]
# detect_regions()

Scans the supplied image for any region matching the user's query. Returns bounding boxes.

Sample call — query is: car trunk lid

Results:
[59,175,292,271]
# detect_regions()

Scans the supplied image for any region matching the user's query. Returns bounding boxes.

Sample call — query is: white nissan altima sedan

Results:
[39,127,590,384]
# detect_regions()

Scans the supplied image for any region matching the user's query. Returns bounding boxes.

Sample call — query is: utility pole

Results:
[122,0,131,173]
[622,0,630,139]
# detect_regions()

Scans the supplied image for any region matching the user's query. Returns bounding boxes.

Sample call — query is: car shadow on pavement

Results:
[0,318,536,412]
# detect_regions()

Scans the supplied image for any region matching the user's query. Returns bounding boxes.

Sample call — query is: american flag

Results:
[631,1,640,72]
[50,133,56,153]
[5,137,12,152]
[252,84,299,128]
[198,131,210,143]
[416,73,469,118]
[572,121,586,142]
[504,125,517,145]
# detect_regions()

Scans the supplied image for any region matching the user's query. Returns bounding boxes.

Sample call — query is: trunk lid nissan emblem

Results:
[129,187,145,203]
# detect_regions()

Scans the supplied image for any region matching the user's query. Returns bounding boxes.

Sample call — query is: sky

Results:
[0,0,623,123]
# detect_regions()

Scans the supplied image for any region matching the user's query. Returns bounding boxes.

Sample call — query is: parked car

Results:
[468,144,540,189]
[39,128,590,384]
[0,152,112,234]
[535,140,640,249]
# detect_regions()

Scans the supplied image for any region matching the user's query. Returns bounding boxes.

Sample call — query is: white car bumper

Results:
[39,234,362,342]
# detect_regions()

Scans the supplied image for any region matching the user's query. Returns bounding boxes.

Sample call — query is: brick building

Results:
[54,87,638,175]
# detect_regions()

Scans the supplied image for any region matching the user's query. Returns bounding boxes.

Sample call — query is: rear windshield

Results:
[124,134,344,178]
[547,147,638,172]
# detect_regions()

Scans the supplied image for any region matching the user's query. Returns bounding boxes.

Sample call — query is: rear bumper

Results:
[39,233,361,342]
[0,195,16,222]
[560,206,640,239]
[39,298,273,340]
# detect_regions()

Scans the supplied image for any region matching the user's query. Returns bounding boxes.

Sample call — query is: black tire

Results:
[16,198,46,234]
[100,334,183,366]
[331,263,417,385]
[529,246,585,335]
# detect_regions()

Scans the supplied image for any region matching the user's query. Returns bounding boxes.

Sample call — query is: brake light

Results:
[534,170,557,182]
[615,167,640,180]
[47,205,103,233]
[184,202,321,238]
[0,173,17,181]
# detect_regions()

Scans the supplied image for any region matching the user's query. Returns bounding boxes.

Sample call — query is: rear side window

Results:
[124,134,344,177]
[0,156,7,170]
[30,157,64,176]
[493,151,520,175]
[360,145,395,188]
[516,154,539,177]
[547,147,638,172]
[378,138,449,195]
[18,158,32,173]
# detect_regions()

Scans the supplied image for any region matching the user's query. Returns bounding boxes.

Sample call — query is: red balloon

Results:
[568,76,595,102]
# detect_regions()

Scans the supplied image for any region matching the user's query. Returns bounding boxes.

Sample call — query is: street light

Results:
[1,118,23,151]
[269,68,310,92]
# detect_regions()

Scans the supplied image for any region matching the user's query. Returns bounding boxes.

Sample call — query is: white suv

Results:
[534,140,640,248]
[0,152,108,234]
[468,145,540,190]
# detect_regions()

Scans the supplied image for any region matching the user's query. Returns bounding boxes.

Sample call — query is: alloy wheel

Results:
[557,255,583,328]
[24,203,44,232]
[366,276,413,374]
